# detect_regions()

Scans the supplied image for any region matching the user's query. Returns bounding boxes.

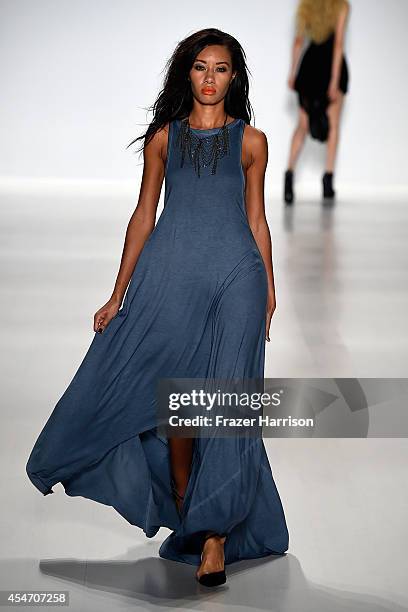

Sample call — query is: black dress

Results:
[294,31,349,141]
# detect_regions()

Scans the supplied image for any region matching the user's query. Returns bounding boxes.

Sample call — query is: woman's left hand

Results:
[327,81,340,102]
[265,293,276,342]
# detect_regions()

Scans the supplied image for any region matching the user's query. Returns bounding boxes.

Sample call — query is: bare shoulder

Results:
[243,124,267,144]
[143,122,170,165]
[242,124,268,165]
[340,0,350,16]
[335,0,350,35]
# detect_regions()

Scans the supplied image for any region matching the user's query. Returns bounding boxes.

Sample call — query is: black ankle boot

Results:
[284,169,294,204]
[322,171,335,199]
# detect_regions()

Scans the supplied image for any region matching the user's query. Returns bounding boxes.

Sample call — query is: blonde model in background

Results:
[285,0,350,203]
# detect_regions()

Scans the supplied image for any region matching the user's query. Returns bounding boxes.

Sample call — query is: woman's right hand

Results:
[93,296,121,333]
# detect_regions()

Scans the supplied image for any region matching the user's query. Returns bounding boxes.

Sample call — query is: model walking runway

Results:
[26,116,289,568]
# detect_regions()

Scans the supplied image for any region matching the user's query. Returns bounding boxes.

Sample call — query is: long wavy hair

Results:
[296,0,347,43]
[127,28,254,154]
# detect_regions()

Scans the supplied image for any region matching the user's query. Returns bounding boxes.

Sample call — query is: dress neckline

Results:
[178,117,241,135]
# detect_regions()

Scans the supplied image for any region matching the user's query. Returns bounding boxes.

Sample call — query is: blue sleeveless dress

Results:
[26,117,289,566]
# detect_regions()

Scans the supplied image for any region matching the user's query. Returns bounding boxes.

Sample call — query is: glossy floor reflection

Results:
[1,184,408,610]
[267,191,408,377]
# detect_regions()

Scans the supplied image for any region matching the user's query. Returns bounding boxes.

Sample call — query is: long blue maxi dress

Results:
[26,117,289,566]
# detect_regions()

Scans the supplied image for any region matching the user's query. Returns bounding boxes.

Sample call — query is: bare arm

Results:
[93,123,168,332]
[330,0,350,90]
[289,33,305,83]
[242,126,276,342]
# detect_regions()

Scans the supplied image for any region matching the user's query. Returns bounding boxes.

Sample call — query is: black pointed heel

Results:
[198,568,226,587]
[284,169,294,204]
[196,532,227,587]
[322,171,335,199]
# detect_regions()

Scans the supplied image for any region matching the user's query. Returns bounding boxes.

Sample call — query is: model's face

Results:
[189,45,236,104]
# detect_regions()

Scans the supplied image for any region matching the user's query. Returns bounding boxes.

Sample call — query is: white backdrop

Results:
[0,0,407,192]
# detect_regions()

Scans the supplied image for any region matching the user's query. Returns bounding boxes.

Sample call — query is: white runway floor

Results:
[1,182,407,611]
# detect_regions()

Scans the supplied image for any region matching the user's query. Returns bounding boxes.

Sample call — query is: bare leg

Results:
[168,438,226,579]
[287,106,309,170]
[168,437,193,512]
[325,93,344,172]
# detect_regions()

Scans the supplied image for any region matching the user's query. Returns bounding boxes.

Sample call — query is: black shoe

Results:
[284,169,294,204]
[322,171,335,199]
[197,569,226,587]
[196,532,227,587]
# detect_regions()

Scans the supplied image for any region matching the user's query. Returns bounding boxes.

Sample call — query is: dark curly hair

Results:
[126,28,255,154]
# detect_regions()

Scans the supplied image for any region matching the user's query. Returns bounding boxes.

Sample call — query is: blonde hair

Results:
[296,0,347,43]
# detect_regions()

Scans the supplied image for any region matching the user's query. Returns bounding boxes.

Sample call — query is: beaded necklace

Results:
[175,114,231,178]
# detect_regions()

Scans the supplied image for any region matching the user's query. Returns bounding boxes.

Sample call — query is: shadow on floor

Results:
[21,547,407,611]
